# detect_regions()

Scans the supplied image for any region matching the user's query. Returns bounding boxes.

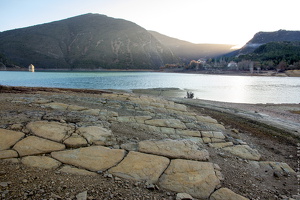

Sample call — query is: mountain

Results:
[0,14,178,70]
[236,41,300,66]
[148,31,235,63]
[237,30,300,55]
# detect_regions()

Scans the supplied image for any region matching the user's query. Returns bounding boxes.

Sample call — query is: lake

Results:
[1,71,300,104]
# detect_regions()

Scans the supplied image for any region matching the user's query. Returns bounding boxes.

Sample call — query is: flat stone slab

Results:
[59,165,98,176]
[135,116,152,123]
[159,159,220,199]
[21,156,61,169]
[165,104,187,112]
[252,161,296,175]
[196,116,218,124]
[116,116,136,123]
[0,150,19,159]
[144,119,186,129]
[201,131,225,139]
[109,151,170,183]
[51,146,125,172]
[223,145,261,161]
[176,193,194,200]
[209,142,234,149]
[175,130,201,137]
[77,126,113,145]
[81,109,101,116]
[0,128,25,150]
[63,135,87,148]
[13,136,66,157]
[138,139,209,161]
[26,121,74,142]
[67,105,88,111]
[210,187,249,200]
[44,102,69,110]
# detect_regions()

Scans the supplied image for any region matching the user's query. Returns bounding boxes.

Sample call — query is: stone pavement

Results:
[0,92,296,199]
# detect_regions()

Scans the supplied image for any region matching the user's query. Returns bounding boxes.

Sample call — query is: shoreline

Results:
[1,68,299,77]
[1,85,299,142]
[132,87,300,143]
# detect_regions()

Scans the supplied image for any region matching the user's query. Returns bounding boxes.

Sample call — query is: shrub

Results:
[186,91,194,99]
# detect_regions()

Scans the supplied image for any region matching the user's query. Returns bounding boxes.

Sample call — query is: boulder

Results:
[159,159,220,199]
[0,129,25,150]
[21,156,61,169]
[223,145,261,161]
[0,150,19,159]
[51,146,125,171]
[109,151,170,183]
[145,119,186,129]
[10,124,23,131]
[13,136,65,156]
[77,126,113,145]
[139,139,209,161]
[26,121,74,142]
[76,191,87,200]
[210,187,249,200]
[59,165,98,176]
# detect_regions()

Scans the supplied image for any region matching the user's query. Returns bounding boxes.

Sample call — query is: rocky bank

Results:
[0,86,298,200]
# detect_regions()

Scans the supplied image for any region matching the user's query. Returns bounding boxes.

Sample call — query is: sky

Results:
[1,0,299,47]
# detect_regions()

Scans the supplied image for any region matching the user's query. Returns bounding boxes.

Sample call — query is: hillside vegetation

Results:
[0,14,178,70]
[237,41,300,65]
[237,30,300,55]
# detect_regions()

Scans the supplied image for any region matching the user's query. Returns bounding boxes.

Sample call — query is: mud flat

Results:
[0,86,298,200]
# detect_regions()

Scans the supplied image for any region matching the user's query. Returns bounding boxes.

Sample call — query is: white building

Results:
[28,64,35,72]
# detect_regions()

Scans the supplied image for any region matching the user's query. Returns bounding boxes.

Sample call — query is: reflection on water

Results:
[1,71,300,104]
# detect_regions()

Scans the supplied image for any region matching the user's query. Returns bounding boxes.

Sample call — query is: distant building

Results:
[227,61,238,70]
[197,58,207,64]
[28,64,35,72]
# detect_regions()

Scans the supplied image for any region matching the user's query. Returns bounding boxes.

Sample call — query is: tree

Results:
[277,61,287,72]
[186,60,200,70]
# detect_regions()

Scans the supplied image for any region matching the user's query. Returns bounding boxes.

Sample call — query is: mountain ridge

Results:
[0,13,178,70]
[237,29,300,55]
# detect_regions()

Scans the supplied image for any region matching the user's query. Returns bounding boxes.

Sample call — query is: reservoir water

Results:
[1,71,300,104]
